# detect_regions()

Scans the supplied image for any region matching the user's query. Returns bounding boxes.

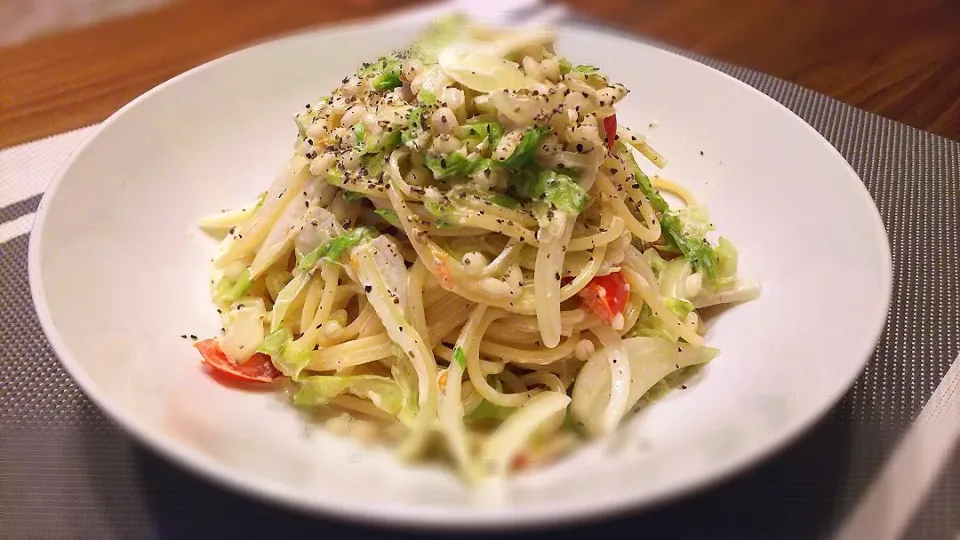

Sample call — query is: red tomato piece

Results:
[194,339,283,383]
[602,114,617,149]
[578,271,629,325]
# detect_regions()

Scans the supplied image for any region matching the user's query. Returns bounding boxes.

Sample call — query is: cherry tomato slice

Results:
[194,339,283,383]
[602,114,617,149]
[578,271,629,325]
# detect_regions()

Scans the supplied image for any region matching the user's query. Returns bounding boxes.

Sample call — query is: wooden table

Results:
[2,0,958,150]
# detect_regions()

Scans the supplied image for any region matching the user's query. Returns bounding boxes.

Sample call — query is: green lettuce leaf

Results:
[716,237,738,283]
[458,120,504,147]
[499,127,550,171]
[425,152,490,180]
[625,301,693,343]
[372,71,402,91]
[213,268,253,303]
[417,88,437,105]
[275,339,312,379]
[257,328,291,357]
[660,213,718,281]
[402,107,425,144]
[571,64,600,74]
[374,208,400,225]
[488,193,522,210]
[534,170,589,214]
[453,346,466,368]
[295,375,404,415]
[617,141,669,213]
[298,227,375,270]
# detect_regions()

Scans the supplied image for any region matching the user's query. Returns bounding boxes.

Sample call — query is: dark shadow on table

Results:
[126,408,854,540]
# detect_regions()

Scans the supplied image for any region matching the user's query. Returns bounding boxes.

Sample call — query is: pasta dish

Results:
[195,16,760,481]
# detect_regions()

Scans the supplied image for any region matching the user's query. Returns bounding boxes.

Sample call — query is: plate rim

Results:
[27,18,893,529]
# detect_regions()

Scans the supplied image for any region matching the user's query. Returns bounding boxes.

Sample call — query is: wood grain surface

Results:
[1,0,959,150]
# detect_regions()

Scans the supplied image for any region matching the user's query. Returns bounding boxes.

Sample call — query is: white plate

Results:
[29,17,891,528]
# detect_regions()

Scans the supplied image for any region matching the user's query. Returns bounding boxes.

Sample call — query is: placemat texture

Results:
[1,33,958,540]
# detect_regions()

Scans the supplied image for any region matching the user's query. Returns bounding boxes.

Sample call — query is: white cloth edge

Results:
[836,351,960,540]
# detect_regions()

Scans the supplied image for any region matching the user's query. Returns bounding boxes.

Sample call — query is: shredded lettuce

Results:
[402,107,425,144]
[558,58,573,75]
[298,227,375,270]
[425,152,490,180]
[362,131,401,157]
[664,297,695,319]
[626,301,692,342]
[213,268,253,303]
[342,190,366,202]
[488,193,522,210]
[642,247,668,276]
[375,208,400,225]
[676,205,714,239]
[360,55,403,91]
[571,64,600,74]
[373,71,402,91]
[716,237,738,283]
[417,88,437,105]
[534,170,589,214]
[352,123,367,148]
[275,339,311,379]
[617,141,668,213]
[499,127,550,171]
[295,375,404,415]
[453,346,466,368]
[660,213,718,281]
[423,199,455,228]
[257,328,291,357]
[269,272,310,332]
[458,120,504,147]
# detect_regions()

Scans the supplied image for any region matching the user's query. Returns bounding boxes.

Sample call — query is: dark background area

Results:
[1,0,959,149]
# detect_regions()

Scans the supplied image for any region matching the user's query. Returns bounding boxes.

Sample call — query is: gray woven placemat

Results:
[1,40,958,540]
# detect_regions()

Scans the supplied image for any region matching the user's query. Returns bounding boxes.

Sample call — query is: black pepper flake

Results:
[700,150,704,155]
[180,335,187,339]
[189,335,197,340]
[314,344,320,351]
[364,285,372,293]
[577,143,584,152]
